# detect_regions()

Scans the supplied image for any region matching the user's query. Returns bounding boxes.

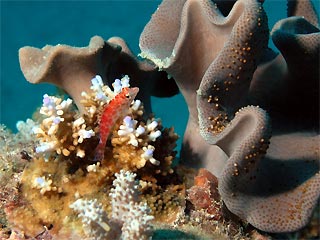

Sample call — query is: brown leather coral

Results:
[19,36,112,113]
[19,36,178,114]
[140,0,269,177]
[251,1,320,129]
[139,0,320,233]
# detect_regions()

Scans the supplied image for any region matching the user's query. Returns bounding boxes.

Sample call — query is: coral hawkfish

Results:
[93,87,139,161]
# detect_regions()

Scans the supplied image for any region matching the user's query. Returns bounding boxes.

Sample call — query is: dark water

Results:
[0,0,319,151]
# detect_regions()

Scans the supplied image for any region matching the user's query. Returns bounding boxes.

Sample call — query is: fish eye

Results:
[125,93,130,98]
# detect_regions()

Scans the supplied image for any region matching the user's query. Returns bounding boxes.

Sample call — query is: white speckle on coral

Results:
[90,75,103,91]
[73,117,85,127]
[96,92,106,100]
[141,145,160,165]
[123,116,135,129]
[129,138,139,147]
[42,94,56,110]
[35,142,56,154]
[81,91,89,98]
[89,75,110,103]
[118,116,142,147]
[52,116,63,124]
[136,126,145,136]
[112,79,122,94]
[56,110,64,116]
[148,130,161,142]
[32,175,61,195]
[32,126,44,135]
[87,162,101,172]
[121,75,130,88]
[147,120,158,131]
[88,106,97,115]
[79,129,95,139]
[76,149,85,158]
[34,176,46,187]
[112,75,131,94]
[59,98,73,109]
[118,117,135,134]
[131,99,142,111]
[47,123,59,136]
[145,119,161,141]
[74,191,80,199]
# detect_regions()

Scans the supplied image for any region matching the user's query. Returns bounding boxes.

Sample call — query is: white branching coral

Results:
[33,95,73,147]
[121,202,154,240]
[81,75,132,118]
[117,116,162,147]
[70,198,109,231]
[69,198,120,240]
[141,145,160,166]
[110,170,154,240]
[32,93,95,159]
[33,75,137,161]
[118,116,145,147]
[31,73,177,177]
[71,117,95,158]
[146,119,161,142]
[72,117,95,143]
[116,116,162,166]
[70,170,154,240]
[11,72,179,239]
[110,170,140,220]
[129,99,144,116]
[112,75,130,94]
[90,75,112,102]
[31,74,177,170]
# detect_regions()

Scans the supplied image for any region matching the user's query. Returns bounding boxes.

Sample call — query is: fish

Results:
[93,87,139,161]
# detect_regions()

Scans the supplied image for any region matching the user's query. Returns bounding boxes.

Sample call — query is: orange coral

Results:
[187,168,222,220]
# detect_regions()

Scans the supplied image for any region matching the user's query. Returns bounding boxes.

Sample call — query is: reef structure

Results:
[3,75,183,239]
[1,0,319,239]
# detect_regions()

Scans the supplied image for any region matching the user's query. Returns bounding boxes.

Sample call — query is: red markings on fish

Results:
[93,87,139,161]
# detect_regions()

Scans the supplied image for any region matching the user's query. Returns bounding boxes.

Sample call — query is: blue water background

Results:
[1,0,319,152]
